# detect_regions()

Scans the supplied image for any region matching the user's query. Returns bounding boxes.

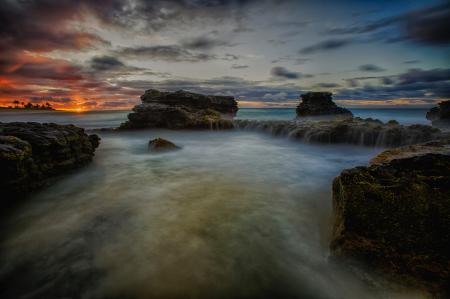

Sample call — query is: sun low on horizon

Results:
[0,0,449,111]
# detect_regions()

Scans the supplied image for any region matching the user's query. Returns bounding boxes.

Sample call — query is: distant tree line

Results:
[7,100,54,110]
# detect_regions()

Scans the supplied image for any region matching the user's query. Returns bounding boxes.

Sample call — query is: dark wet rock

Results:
[148,138,181,152]
[330,139,450,297]
[120,89,238,129]
[0,122,100,200]
[296,92,353,118]
[234,117,446,147]
[426,100,450,127]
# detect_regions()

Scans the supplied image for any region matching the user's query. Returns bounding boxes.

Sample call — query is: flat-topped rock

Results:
[426,100,450,127]
[120,89,238,129]
[330,139,450,297]
[141,89,238,114]
[296,92,353,118]
[0,122,100,201]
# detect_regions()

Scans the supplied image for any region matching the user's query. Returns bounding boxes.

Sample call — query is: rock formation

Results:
[330,139,450,297]
[0,122,100,201]
[120,89,238,129]
[296,92,353,118]
[148,138,180,152]
[426,100,450,127]
[234,117,445,147]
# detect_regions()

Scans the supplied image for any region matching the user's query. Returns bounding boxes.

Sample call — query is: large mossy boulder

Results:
[120,89,238,129]
[296,92,353,118]
[330,139,450,297]
[0,122,100,201]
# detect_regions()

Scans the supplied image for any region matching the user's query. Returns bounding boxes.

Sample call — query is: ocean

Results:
[0,108,428,299]
[0,107,431,129]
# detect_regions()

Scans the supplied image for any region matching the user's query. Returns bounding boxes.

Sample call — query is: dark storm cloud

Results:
[271,67,301,79]
[299,39,353,54]
[324,2,450,46]
[271,57,311,65]
[403,60,421,64]
[398,68,450,85]
[337,69,450,101]
[91,56,126,71]
[116,45,217,62]
[89,55,148,74]
[181,36,236,51]
[232,64,249,69]
[380,77,394,85]
[317,83,340,88]
[358,64,385,72]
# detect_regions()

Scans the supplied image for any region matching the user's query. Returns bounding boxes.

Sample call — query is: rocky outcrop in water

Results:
[120,89,238,129]
[148,138,180,152]
[234,117,445,147]
[0,122,100,200]
[330,139,450,297]
[296,92,353,118]
[426,100,450,127]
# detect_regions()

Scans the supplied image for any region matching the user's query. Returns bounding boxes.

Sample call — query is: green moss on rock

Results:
[330,140,450,297]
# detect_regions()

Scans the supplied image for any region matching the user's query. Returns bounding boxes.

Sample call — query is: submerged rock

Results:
[0,122,100,201]
[234,117,445,147]
[426,100,450,127]
[120,89,238,129]
[330,139,450,297]
[148,138,181,152]
[296,92,353,118]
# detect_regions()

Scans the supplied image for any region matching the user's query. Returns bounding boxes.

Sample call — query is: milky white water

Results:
[0,110,429,298]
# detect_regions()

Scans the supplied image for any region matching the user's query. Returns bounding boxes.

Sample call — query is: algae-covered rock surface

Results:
[120,89,237,129]
[330,139,450,297]
[0,122,100,200]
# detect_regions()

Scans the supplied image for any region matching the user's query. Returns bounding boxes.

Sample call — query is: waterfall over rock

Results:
[234,117,446,147]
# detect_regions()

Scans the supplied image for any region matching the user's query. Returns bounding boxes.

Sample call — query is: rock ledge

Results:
[331,139,450,296]
[0,122,100,200]
[120,89,238,129]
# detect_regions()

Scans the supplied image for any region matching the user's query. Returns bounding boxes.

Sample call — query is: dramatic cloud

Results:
[116,45,216,62]
[299,39,352,54]
[232,64,249,69]
[91,56,126,71]
[0,0,448,109]
[181,36,235,51]
[317,83,340,88]
[324,2,450,46]
[358,64,385,72]
[398,68,450,85]
[271,67,301,79]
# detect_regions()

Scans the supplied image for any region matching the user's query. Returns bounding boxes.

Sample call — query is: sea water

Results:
[0,109,429,299]
[0,108,430,129]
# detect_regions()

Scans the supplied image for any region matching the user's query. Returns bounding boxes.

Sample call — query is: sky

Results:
[0,0,449,111]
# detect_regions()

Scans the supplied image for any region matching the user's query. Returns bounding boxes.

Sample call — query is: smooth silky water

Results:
[0,110,429,299]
